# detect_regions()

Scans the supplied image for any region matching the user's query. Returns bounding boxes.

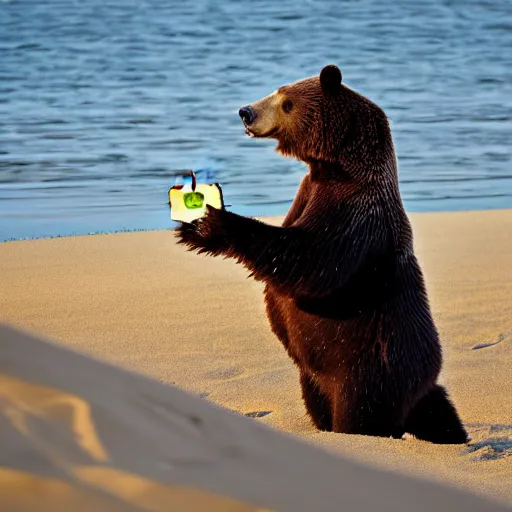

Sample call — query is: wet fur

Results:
[176,66,468,444]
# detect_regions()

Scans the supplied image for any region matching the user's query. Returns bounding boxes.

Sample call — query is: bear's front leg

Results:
[176,205,293,263]
[175,206,325,296]
[175,205,379,299]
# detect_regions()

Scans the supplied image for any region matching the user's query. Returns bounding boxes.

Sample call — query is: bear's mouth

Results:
[243,124,279,139]
[244,125,256,138]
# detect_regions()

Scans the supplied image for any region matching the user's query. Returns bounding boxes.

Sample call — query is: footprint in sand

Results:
[465,437,512,461]
[188,391,272,420]
[192,367,272,419]
[244,411,272,419]
[223,409,272,419]
[472,330,512,350]
[465,423,512,461]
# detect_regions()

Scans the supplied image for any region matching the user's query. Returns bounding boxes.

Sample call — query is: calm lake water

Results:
[1,0,511,241]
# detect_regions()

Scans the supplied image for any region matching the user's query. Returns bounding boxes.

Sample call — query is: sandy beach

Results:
[1,209,511,509]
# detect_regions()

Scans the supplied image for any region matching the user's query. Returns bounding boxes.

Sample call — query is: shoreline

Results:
[2,206,512,244]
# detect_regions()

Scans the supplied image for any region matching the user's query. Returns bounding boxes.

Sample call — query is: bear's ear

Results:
[320,65,342,95]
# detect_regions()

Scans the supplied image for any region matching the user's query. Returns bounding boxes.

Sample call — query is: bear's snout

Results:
[239,105,255,126]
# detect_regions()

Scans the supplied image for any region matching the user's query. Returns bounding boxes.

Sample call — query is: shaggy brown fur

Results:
[176,65,468,443]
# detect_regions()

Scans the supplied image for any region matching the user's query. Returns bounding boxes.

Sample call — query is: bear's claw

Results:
[175,205,230,256]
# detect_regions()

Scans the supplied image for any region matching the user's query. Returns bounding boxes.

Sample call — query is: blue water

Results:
[1,0,511,241]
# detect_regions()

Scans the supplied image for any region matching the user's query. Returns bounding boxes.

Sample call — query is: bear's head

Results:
[239,65,392,172]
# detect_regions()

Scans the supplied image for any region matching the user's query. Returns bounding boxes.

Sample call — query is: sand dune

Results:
[1,209,511,509]
[1,325,509,511]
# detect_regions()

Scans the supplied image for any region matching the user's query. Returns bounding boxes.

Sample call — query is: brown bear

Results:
[176,64,468,444]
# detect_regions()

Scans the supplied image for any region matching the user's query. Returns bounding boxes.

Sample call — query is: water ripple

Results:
[0,0,511,240]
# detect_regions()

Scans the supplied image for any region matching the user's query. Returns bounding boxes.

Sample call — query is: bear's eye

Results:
[282,99,293,114]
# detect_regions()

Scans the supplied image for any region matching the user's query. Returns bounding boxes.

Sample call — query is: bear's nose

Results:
[239,105,255,125]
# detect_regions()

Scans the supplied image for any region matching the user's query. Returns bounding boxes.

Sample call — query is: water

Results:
[1,0,511,241]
